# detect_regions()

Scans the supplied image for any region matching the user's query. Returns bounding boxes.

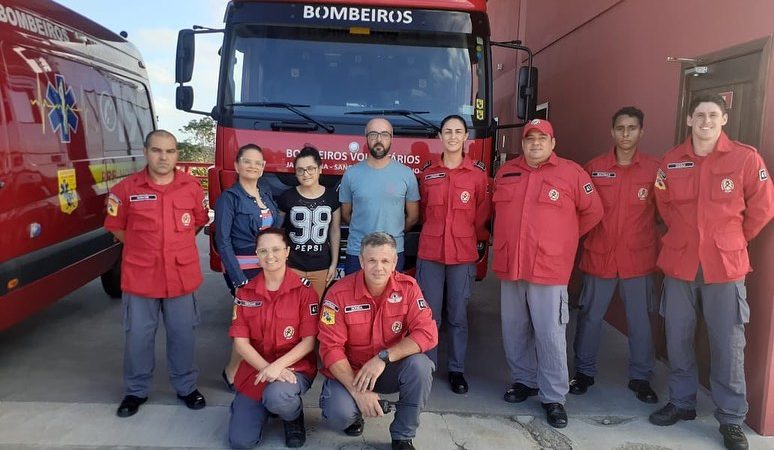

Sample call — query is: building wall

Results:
[497,0,774,434]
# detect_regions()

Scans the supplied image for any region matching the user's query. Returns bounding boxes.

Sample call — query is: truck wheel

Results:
[101,261,122,299]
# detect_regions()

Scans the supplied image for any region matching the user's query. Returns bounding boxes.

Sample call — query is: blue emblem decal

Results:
[46,74,79,143]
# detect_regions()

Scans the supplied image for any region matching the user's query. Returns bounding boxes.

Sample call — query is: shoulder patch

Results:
[760,169,769,181]
[474,160,486,172]
[583,183,594,194]
[300,277,312,287]
[322,299,339,312]
[417,298,428,310]
[420,161,431,171]
[309,303,319,316]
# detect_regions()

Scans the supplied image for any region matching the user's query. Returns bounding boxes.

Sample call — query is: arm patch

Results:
[583,183,594,194]
[761,169,769,181]
[473,160,486,172]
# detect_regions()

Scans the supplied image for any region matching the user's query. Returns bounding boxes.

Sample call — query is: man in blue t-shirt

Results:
[339,118,420,274]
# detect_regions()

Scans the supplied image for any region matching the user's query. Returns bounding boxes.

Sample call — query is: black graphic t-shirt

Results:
[278,187,341,271]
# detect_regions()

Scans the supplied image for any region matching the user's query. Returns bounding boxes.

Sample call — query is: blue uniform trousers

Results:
[122,293,199,398]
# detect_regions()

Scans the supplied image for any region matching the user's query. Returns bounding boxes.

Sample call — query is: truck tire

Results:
[100,260,122,299]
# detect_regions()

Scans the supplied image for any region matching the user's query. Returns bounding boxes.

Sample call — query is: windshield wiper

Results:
[226,102,334,133]
[346,109,440,134]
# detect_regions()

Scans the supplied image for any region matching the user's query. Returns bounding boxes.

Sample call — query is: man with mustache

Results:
[339,118,420,274]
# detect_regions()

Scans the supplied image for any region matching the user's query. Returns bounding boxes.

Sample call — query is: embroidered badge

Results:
[591,171,617,178]
[106,193,121,217]
[667,161,694,170]
[129,194,157,202]
[181,212,191,226]
[424,172,446,181]
[283,326,295,339]
[309,304,319,316]
[583,183,594,194]
[345,304,371,313]
[637,187,648,200]
[391,321,403,334]
[234,298,262,308]
[761,169,769,181]
[548,188,560,201]
[321,307,336,325]
[417,299,428,310]
[721,178,735,193]
[460,190,471,204]
[655,169,667,190]
[474,160,486,172]
[387,292,403,303]
[322,300,339,312]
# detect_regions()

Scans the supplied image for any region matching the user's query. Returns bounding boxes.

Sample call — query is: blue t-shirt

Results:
[339,159,419,254]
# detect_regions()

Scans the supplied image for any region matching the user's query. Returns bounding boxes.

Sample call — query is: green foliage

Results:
[177,141,213,162]
[178,117,215,162]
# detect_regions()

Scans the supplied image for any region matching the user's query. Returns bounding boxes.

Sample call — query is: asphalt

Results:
[0,234,771,449]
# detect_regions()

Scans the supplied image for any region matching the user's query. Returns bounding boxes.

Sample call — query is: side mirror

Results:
[176,86,194,111]
[517,66,538,120]
[175,29,195,83]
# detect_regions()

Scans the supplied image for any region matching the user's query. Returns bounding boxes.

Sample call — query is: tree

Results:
[178,117,215,162]
[178,141,213,162]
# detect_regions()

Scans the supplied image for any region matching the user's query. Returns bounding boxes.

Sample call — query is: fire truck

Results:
[0,0,155,330]
[175,0,536,277]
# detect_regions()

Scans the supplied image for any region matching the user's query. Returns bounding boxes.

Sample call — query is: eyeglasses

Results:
[240,158,265,168]
[366,131,392,141]
[295,165,319,175]
[256,246,287,258]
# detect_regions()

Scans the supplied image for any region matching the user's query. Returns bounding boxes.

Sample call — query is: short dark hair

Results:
[294,145,322,167]
[144,129,177,148]
[689,93,727,116]
[440,114,468,132]
[611,107,644,128]
[360,232,397,255]
[236,143,263,162]
[256,228,290,247]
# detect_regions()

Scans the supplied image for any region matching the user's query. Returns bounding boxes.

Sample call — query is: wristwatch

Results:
[378,349,390,365]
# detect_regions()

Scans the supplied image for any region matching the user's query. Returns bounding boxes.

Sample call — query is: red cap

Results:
[522,119,554,138]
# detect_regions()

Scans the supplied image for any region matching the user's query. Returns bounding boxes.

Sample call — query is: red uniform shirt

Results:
[579,149,661,279]
[492,153,603,285]
[418,157,490,264]
[654,132,774,283]
[229,268,319,401]
[317,271,438,378]
[104,169,208,298]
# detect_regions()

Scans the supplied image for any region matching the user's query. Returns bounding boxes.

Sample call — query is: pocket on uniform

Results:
[492,239,509,273]
[715,232,748,278]
[667,173,697,203]
[344,310,372,346]
[735,281,749,324]
[276,304,301,348]
[559,288,570,325]
[174,198,196,232]
[533,240,566,278]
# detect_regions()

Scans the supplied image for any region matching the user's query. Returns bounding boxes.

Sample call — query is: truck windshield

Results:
[223,24,486,129]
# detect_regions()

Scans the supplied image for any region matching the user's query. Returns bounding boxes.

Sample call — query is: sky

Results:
[57,0,227,139]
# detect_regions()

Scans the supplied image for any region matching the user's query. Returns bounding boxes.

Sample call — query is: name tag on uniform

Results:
[591,171,616,178]
[234,298,262,308]
[129,194,158,202]
[424,173,446,181]
[502,172,522,178]
[345,304,371,313]
[667,161,694,170]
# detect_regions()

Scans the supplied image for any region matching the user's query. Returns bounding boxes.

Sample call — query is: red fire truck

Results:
[175,0,536,277]
[0,0,155,330]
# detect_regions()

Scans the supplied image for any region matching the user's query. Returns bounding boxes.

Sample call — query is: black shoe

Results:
[177,389,206,410]
[448,371,468,394]
[391,439,416,450]
[116,395,147,418]
[503,382,539,403]
[343,416,364,436]
[648,403,696,426]
[221,369,235,393]
[719,424,749,450]
[628,379,658,404]
[568,372,595,395]
[283,410,306,448]
[542,402,568,429]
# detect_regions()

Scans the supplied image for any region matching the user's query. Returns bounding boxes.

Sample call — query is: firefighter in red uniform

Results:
[648,94,774,450]
[318,232,438,450]
[416,114,490,395]
[570,107,660,403]
[493,119,603,429]
[104,130,209,418]
[228,229,319,449]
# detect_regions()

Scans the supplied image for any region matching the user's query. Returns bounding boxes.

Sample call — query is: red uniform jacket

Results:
[492,153,603,285]
[104,169,208,298]
[654,132,774,283]
[579,149,661,279]
[317,271,438,379]
[229,269,319,401]
[418,157,491,264]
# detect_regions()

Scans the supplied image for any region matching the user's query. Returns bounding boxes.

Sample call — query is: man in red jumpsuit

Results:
[105,130,209,418]
[493,119,603,429]
[649,94,774,450]
[318,232,438,450]
[570,107,660,403]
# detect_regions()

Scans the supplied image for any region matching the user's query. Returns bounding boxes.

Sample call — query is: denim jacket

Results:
[214,179,280,286]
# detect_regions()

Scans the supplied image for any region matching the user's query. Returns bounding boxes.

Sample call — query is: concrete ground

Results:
[0,235,771,449]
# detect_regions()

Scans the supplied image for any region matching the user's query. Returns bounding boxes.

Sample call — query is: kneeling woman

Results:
[228,228,320,449]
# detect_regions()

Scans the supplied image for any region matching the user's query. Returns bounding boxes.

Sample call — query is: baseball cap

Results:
[522,119,554,138]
